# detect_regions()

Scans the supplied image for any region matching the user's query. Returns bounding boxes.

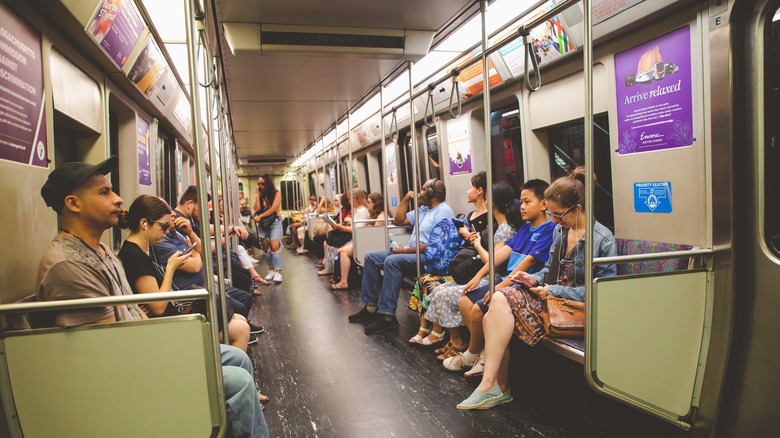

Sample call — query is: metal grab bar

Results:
[351,218,389,224]
[424,84,435,127]
[593,248,713,266]
[0,290,210,315]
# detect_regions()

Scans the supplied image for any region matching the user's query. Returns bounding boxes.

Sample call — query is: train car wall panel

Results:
[527,66,609,130]
[50,50,102,133]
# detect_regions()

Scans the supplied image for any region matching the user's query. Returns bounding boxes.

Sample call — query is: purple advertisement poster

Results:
[137,115,151,186]
[446,116,472,175]
[614,26,693,155]
[87,0,145,69]
[0,3,47,168]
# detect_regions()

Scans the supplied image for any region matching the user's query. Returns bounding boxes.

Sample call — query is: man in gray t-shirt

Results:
[37,156,144,326]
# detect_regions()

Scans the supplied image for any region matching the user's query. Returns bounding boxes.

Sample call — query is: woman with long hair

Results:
[330,189,376,289]
[253,174,284,283]
[456,169,617,410]
[118,195,251,351]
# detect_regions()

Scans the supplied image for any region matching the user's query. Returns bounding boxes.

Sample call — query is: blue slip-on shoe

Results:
[456,385,511,410]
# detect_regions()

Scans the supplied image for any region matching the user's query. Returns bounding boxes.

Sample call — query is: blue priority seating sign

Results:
[634,181,672,213]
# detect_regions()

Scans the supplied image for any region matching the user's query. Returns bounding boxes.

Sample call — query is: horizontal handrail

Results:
[0,290,209,315]
[593,248,713,266]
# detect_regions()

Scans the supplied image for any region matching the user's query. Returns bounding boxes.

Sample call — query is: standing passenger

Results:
[36,157,268,437]
[253,174,283,283]
[348,179,454,334]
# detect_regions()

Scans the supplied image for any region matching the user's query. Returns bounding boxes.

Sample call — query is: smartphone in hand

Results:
[182,242,198,255]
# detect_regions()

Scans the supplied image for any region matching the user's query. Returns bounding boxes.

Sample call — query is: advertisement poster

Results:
[615,26,693,154]
[127,39,168,96]
[86,0,145,69]
[456,50,502,100]
[446,116,472,175]
[495,4,575,78]
[137,115,151,186]
[385,144,397,184]
[0,3,47,168]
[356,116,380,147]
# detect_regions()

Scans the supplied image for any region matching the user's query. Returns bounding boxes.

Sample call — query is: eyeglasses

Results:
[150,220,171,232]
[545,205,576,221]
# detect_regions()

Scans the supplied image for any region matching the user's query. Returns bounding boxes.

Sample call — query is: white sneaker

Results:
[443,352,476,372]
[464,355,485,379]
[273,272,283,283]
[264,272,275,281]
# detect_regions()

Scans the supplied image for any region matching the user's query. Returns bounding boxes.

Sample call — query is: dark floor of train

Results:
[247,249,688,438]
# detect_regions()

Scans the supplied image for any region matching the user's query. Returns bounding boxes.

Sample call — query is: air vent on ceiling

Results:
[223,23,433,61]
[246,157,288,164]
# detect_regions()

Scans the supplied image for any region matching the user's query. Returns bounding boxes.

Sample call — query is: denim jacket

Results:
[531,221,617,302]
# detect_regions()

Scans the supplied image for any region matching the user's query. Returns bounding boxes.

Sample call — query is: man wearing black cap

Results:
[37,157,269,437]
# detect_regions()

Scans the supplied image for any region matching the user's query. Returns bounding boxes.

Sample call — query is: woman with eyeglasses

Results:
[456,168,617,410]
[118,195,252,351]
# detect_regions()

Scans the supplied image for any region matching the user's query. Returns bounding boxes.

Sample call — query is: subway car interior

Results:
[0,0,778,436]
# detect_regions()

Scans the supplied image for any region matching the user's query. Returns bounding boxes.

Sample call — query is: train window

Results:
[280,180,299,210]
[490,105,524,197]
[547,114,614,232]
[765,5,780,255]
[399,133,424,194]
[108,111,122,251]
[425,128,441,180]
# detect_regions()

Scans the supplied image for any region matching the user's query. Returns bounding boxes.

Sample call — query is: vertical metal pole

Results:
[218,112,233,288]
[347,108,353,200]
[408,63,421,278]
[335,132,342,211]
[379,86,390,246]
[203,55,230,345]
[183,0,226,433]
[480,0,496,298]
[583,0,595,364]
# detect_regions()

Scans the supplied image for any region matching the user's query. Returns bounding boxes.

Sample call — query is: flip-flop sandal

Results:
[331,283,349,290]
[434,342,453,355]
[257,392,270,403]
[253,277,272,285]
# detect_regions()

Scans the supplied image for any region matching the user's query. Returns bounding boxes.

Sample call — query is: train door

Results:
[723,1,780,434]
[423,126,441,181]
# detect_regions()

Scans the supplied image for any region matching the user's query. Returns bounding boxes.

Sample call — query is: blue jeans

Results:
[258,218,283,270]
[220,345,268,438]
[226,285,253,318]
[360,250,424,316]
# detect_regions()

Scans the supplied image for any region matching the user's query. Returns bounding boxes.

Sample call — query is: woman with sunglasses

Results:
[118,195,252,351]
[456,168,616,410]
[253,174,284,283]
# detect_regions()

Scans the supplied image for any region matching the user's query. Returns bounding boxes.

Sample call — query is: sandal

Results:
[331,283,349,290]
[434,342,453,355]
[408,327,432,344]
[257,392,270,403]
[437,344,465,361]
[421,330,445,346]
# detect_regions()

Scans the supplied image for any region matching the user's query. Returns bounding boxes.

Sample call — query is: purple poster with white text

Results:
[87,0,144,69]
[0,2,47,168]
[615,26,693,155]
[137,115,151,186]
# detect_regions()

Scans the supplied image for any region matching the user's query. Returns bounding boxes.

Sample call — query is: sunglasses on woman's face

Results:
[150,220,171,232]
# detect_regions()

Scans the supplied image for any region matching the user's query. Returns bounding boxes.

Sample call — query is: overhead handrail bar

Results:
[0,290,209,315]
[378,0,581,119]
[593,248,713,266]
[424,84,436,127]
[449,69,463,118]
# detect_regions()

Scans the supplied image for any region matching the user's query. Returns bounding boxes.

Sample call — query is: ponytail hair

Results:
[545,169,586,210]
[119,195,173,233]
[492,181,523,229]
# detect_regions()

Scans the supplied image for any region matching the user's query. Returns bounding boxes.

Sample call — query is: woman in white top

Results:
[331,190,384,289]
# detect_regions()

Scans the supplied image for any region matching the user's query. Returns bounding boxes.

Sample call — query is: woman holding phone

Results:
[253,174,284,283]
[118,195,252,351]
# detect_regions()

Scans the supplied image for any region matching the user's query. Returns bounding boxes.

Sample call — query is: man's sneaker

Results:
[364,315,400,334]
[464,355,485,379]
[248,335,259,346]
[264,272,275,281]
[443,352,476,372]
[273,272,283,283]
[296,247,307,254]
[347,306,376,323]
[248,323,265,334]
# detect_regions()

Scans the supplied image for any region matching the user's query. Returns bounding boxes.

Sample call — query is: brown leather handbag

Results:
[544,296,585,339]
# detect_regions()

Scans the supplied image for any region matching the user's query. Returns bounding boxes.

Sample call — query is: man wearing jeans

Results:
[37,158,268,437]
[349,179,454,334]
